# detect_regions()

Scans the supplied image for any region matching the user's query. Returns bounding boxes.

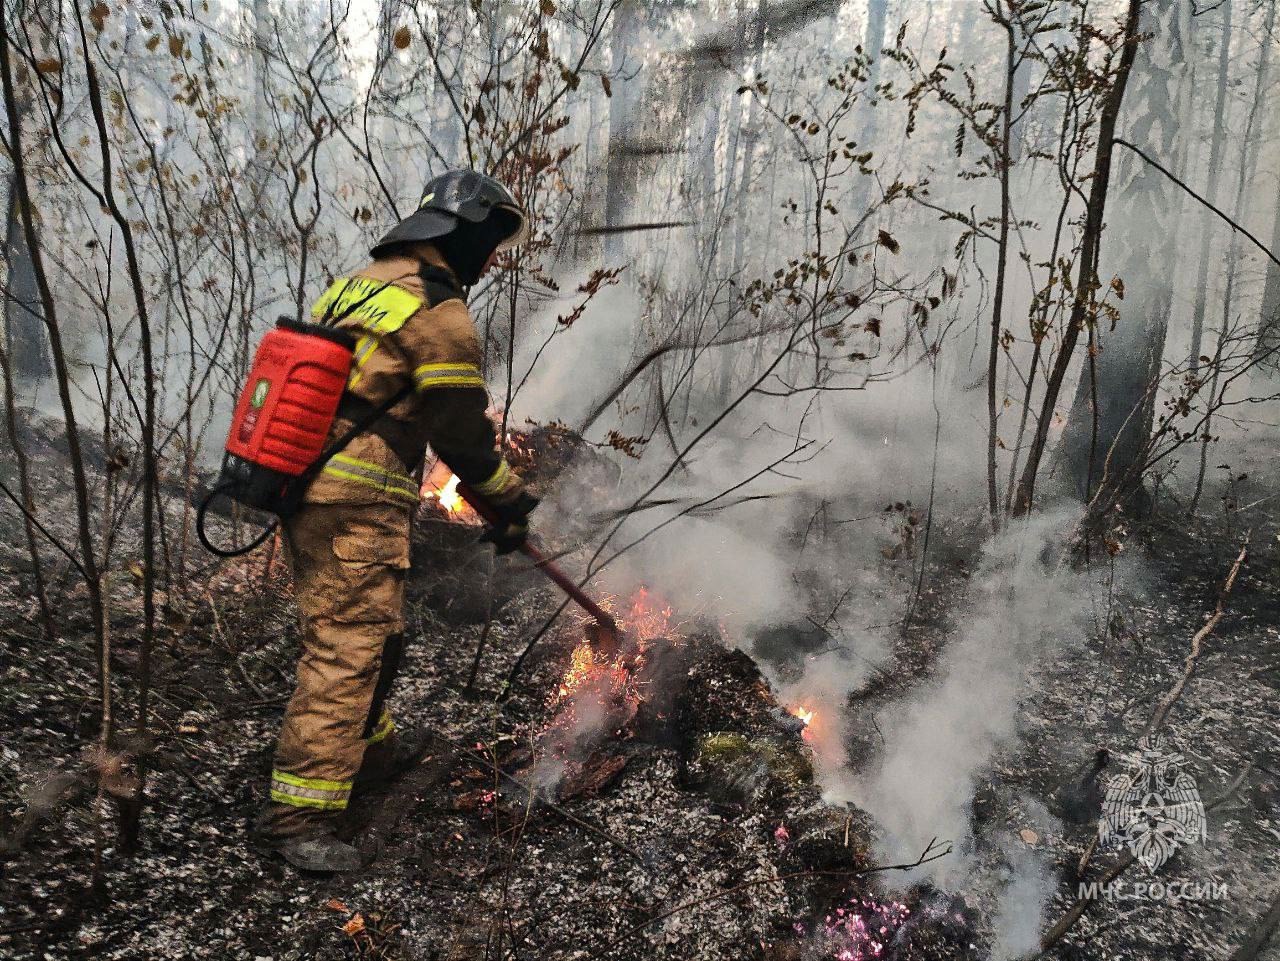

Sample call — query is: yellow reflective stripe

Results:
[270,789,349,811]
[366,711,394,745]
[474,459,517,497]
[270,770,352,810]
[347,335,379,387]
[414,362,485,391]
[323,453,419,500]
[272,770,352,793]
[322,466,420,502]
[311,277,421,333]
[329,453,416,488]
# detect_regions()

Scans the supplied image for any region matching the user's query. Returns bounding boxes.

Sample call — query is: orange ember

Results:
[550,587,674,709]
[555,641,630,702]
[618,586,674,641]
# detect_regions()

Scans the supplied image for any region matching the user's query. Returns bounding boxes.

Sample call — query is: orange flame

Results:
[422,460,476,521]
[551,587,674,709]
[789,705,816,742]
[618,586,674,641]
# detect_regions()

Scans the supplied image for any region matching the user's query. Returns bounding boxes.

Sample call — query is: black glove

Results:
[479,491,539,555]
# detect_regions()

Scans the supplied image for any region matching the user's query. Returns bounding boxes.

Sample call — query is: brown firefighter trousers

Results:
[264,501,412,832]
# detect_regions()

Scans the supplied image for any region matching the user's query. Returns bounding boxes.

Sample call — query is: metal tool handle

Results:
[455,480,619,633]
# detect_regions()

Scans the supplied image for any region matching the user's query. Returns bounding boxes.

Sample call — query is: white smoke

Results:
[842,509,1092,881]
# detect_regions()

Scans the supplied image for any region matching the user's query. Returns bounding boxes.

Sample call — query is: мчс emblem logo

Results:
[1098,732,1206,873]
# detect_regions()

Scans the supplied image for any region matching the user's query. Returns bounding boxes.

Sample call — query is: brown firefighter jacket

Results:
[302,246,522,509]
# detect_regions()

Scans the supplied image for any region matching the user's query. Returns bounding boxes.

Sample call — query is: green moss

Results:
[693,732,813,802]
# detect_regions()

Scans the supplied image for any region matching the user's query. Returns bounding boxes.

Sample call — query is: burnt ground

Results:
[0,416,1278,960]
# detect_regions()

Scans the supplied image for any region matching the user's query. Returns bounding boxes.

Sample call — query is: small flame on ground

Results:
[547,587,675,717]
[556,642,627,701]
[618,585,674,641]
[789,704,816,742]
[422,460,476,521]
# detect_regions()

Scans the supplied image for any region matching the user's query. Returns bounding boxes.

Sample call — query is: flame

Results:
[789,705,816,742]
[436,474,464,513]
[422,460,476,521]
[557,642,612,700]
[618,586,674,641]
[549,587,674,710]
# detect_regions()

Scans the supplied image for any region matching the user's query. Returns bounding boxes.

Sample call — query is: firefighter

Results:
[253,170,538,871]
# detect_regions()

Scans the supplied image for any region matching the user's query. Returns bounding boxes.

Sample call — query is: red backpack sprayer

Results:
[195,287,618,648]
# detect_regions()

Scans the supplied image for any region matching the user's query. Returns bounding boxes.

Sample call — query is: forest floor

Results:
[0,417,1278,961]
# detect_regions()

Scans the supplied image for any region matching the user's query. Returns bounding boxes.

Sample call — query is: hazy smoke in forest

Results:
[838,509,1098,875]
[988,825,1058,961]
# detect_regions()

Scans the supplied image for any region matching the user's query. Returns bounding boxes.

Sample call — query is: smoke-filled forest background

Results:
[2,0,1279,959]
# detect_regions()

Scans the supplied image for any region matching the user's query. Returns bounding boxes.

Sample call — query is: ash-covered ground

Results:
[1,416,1278,960]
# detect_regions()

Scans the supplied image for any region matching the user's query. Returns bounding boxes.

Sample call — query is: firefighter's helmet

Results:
[371,170,530,273]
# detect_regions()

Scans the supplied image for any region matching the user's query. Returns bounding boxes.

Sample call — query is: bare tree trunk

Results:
[3,173,50,380]
[1256,185,1280,376]
[0,339,54,642]
[250,0,274,206]
[1253,8,1280,377]
[2,0,51,383]
[986,1,1017,530]
[1013,0,1144,516]
[851,0,888,213]
[1187,1,1231,375]
[0,1,105,689]
[1191,0,1275,513]
[70,0,160,851]
[1058,0,1192,507]
[604,0,643,260]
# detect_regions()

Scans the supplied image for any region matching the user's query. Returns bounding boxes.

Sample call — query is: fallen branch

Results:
[429,732,648,866]
[1145,534,1249,736]
[1038,764,1252,957]
[1039,536,1251,954]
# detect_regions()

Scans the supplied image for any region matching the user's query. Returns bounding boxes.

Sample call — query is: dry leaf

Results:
[393,26,411,49]
[325,898,348,913]
[341,913,365,936]
[1019,828,1039,846]
[35,58,62,74]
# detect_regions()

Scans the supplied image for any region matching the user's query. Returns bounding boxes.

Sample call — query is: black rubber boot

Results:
[251,806,369,873]
[269,831,368,872]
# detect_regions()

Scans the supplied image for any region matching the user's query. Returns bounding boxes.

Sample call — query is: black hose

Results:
[195,481,278,558]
